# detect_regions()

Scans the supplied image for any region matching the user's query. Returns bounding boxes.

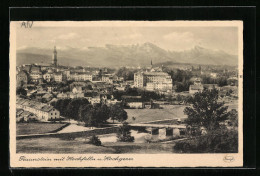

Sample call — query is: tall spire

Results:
[151,59,153,66]
[52,46,57,67]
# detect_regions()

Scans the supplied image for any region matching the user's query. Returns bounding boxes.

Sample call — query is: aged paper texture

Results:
[10,21,243,167]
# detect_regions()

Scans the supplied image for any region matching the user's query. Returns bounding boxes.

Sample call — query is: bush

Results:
[89,135,102,146]
[60,134,76,141]
[117,122,135,142]
[174,129,238,153]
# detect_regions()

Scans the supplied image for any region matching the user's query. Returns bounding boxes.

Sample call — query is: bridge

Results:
[128,123,187,138]
[129,123,186,129]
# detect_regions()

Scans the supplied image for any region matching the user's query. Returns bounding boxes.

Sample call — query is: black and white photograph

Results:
[9,21,243,167]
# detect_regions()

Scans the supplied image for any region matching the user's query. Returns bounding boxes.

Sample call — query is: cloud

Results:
[124,33,142,40]
[56,33,79,40]
[163,32,195,42]
[162,32,202,50]
[117,33,143,41]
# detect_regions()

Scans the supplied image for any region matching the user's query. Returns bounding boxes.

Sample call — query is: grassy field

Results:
[125,105,187,124]
[17,123,68,135]
[16,137,176,154]
[123,101,237,124]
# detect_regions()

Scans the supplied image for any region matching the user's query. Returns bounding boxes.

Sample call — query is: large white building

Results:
[69,72,93,81]
[16,98,60,121]
[134,71,172,92]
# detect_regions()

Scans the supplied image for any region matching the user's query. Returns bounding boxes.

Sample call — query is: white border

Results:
[9,21,243,167]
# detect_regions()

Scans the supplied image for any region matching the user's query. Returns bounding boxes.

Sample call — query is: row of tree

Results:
[115,67,137,81]
[201,75,229,87]
[51,99,128,126]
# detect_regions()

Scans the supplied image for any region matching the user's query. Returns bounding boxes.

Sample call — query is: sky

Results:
[15,21,239,55]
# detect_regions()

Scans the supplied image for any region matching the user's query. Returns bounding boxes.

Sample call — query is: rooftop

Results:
[16,98,56,112]
[143,72,169,76]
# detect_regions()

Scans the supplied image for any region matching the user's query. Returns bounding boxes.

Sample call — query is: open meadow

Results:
[17,123,68,135]
[16,137,176,154]
[125,105,187,124]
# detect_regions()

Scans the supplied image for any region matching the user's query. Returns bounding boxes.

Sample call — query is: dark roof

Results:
[122,95,142,99]
[17,70,28,77]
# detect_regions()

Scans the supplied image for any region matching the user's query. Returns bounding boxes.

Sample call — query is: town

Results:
[16,46,239,153]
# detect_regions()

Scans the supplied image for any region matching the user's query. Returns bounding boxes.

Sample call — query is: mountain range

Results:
[16,42,238,67]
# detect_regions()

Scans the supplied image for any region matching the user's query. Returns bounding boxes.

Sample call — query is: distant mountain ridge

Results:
[16,42,238,67]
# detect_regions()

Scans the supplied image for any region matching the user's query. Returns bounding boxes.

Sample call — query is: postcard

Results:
[10,21,243,167]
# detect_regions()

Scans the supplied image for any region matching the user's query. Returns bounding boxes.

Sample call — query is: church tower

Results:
[52,46,57,67]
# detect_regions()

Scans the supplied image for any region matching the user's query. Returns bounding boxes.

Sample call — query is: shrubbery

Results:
[117,122,134,142]
[60,134,76,141]
[174,129,238,153]
[89,135,102,146]
[175,88,238,153]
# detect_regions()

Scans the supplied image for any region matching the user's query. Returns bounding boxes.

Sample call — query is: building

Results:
[16,109,37,122]
[189,84,204,94]
[101,75,113,84]
[29,65,43,83]
[53,73,63,82]
[134,72,144,87]
[210,72,218,78]
[90,96,101,105]
[69,82,87,90]
[191,66,202,76]
[122,95,144,109]
[227,77,238,86]
[52,46,58,67]
[42,93,53,102]
[134,71,172,92]
[16,70,28,87]
[69,72,93,81]
[16,98,60,121]
[57,93,69,99]
[72,86,83,94]
[69,92,84,99]
[43,72,53,82]
[203,84,220,91]
[47,85,57,92]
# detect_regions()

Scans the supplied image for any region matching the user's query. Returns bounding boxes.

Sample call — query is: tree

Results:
[89,135,102,146]
[174,128,238,153]
[17,87,27,96]
[117,122,134,142]
[184,88,229,132]
[78,104,93,122]
[228,109,238,127]
[51,99,90,121]
[217,77,228,87]
[116,67,136,81]
[80,104,110,127]
[110,104,128,123]
[87,85,93,90]
[94,104,111,125]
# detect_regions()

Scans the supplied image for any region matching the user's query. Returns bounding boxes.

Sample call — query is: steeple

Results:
[52,46,57,67]
[151,59,153,67]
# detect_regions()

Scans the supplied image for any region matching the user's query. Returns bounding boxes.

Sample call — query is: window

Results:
[51,113,53,115]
